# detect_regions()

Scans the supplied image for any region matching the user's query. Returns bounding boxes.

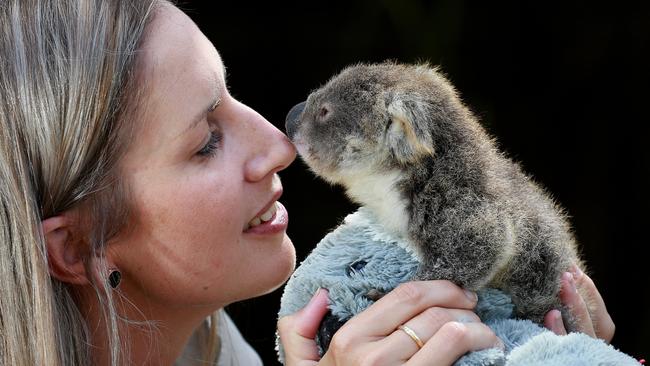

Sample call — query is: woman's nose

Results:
[244,114,296,182]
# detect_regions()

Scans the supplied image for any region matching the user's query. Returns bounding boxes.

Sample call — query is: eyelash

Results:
[210,98,222,112]
[197,130,222,157]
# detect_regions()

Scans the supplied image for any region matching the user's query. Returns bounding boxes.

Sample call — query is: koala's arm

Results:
[411,197,515,290]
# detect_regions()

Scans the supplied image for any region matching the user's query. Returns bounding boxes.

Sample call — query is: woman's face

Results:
[110,5,297,311]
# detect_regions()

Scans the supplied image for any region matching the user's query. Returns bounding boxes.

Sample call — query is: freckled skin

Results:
[287,62,585,327]
[109,5,296,316]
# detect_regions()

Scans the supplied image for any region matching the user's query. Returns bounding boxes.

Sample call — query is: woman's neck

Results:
[77,286,221,365]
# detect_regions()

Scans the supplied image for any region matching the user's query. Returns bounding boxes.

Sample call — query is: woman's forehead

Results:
[141,4,225,82]
[126,4,226,157]
[143,7,224,103]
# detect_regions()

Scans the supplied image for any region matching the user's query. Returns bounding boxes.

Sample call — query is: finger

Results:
[559,271,595,336]
[277,288,330,364]
[407,322,503,366]
[381,308,481,362]
[346,280,478,336]
[279,288,330,338]
[570,266,615,342]
[544,309,567,336]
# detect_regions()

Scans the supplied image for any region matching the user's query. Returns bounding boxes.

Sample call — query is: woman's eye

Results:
[196,130,221,157]
[209,98,222,112]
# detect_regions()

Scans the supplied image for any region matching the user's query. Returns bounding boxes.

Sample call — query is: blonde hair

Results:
[0,1,218,364]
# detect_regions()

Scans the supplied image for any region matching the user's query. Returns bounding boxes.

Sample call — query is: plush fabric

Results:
[277,208,638,365]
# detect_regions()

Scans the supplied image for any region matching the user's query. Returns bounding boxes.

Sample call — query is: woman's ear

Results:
[42,214,90,285]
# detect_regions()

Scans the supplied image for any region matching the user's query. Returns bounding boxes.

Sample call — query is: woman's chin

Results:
[257,235,296,296]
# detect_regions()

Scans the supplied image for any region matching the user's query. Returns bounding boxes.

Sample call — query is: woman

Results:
[0,1,614,365]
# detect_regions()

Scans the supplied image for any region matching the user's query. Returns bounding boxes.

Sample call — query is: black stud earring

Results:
[108,269,122,289]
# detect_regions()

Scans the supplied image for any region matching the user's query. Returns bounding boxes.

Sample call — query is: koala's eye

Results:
[318,106,329,120]
[346,260,368,277]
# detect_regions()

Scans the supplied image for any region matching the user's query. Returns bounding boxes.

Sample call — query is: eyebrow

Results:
[183,72,224,135]
[184,94,220,134]
[182,54,228,133]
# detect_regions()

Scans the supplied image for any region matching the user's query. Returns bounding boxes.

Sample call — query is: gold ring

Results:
[397,324,424,349]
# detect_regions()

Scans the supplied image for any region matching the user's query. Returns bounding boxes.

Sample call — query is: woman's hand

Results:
[278,281,503,366]
[544,265,615,342]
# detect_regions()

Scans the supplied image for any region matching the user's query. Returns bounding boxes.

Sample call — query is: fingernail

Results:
[494,338,505,351]
[554,311,564,330]
[564,272,577,293]
[464,289,478,302]
[570,264,583,280]
[308,288,322,305]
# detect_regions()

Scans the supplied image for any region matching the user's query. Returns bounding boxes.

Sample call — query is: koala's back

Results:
[401,105,581,321]
[495,162,581,319]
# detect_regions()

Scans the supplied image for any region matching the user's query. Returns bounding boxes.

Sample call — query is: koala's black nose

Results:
[285,101,306,140]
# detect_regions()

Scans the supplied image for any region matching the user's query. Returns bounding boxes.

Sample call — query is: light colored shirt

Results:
[175,310,263,366]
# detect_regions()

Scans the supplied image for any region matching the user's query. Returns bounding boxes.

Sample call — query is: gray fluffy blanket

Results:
[277,208,638,365]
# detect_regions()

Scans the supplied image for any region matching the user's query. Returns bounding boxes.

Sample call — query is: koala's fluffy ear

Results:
[385,92,434,164]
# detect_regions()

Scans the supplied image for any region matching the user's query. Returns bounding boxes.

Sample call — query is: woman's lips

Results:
[247,201,278,228]
[243,201,288,235]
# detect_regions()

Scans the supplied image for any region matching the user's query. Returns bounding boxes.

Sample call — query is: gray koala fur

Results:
[285,61,586,325]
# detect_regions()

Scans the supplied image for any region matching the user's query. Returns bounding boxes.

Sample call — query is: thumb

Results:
[293,288,331,338]
[278,288,330,365]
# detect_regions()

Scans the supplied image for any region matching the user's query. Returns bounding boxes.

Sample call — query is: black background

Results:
[181,1,649,363]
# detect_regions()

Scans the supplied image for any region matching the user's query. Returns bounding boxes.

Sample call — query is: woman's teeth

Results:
[246,202,278,230]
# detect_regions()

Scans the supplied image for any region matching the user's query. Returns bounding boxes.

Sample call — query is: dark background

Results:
[182,1,649,363]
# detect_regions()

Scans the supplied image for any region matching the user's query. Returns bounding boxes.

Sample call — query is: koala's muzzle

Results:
[285,101,306,140]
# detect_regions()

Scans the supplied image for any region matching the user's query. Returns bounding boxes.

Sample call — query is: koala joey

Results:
[285,62,587,326]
